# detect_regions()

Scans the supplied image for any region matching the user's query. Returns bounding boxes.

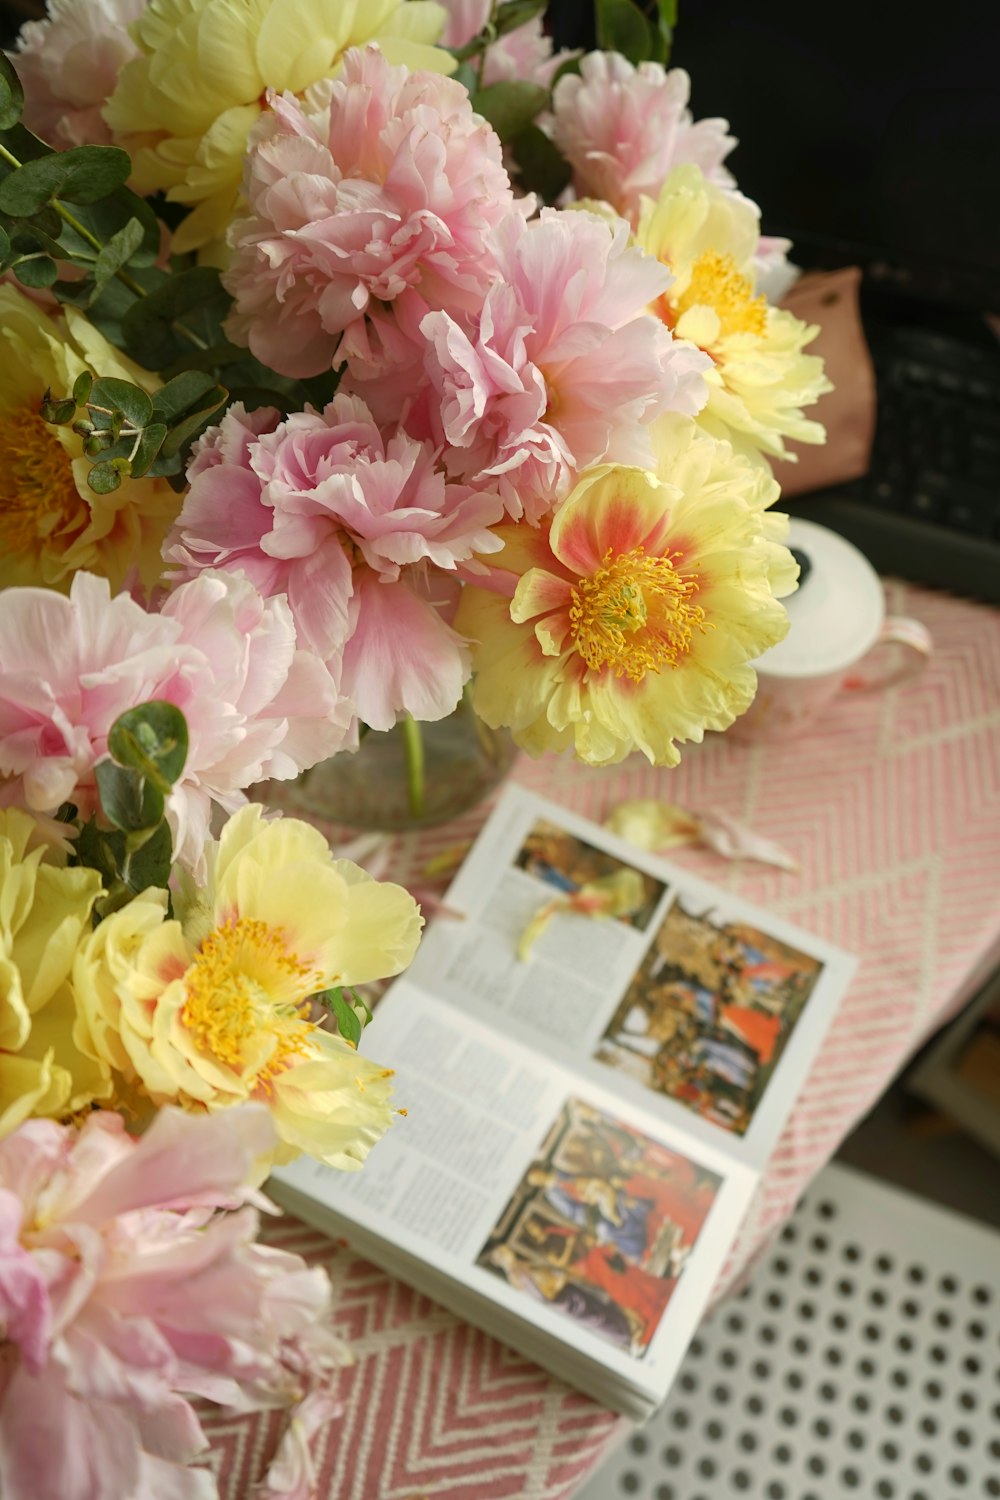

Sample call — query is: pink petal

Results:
[0,1189,51,1373]
[59,1106,276,1226]
[341,572,469,731]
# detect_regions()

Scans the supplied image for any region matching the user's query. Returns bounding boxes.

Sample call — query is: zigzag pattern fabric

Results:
[210,580,1000,1498]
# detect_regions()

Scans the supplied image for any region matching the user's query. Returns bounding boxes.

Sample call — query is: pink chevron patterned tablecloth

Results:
[207,580,1000,1500]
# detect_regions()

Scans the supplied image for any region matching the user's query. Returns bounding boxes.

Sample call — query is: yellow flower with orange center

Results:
[637,165,831,461]
[456,414,798,766]
[72,805,423,1168]
[0,284,180,594]
[568,545,706,679]
[104,0,454,253]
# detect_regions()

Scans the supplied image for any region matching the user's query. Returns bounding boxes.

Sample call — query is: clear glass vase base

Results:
[283,710,518,832]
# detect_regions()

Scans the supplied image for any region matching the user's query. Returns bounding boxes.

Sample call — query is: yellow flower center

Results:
[181,917,322,1093]
[0,405,86,556]
[674,250,768,339]
[568,546,707,681]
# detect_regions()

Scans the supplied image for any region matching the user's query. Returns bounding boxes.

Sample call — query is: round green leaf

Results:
[87,461,122,495]
[89,376,154,431]
[108,701,189,792]
[94,760,164,833]
[123,819,174,894]
[595,0,653,65]
[129,422,168,478]
[0,53,24,130]
[14,254,58,288]
[0,145,132,216]
[471,81,548,143]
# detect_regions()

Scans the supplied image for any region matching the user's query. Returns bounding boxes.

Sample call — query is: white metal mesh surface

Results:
[577,1163,1000,1500]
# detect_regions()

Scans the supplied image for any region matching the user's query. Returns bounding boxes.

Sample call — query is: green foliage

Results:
[509,124,572,200]
[39,393,77,424]
[595,0,654,64]
[471,81,548,143]
[86,459,124,493]
[0,145,131,214]
[152,372,229,461]
[654,0,678,59]
[316,987,373,1048]
[39,364,228,492]
[121,821,174,896]
[90,376,154,430]
[75,702,190,918]
[121,266,232,369]
[13,252,57,287]
[129,422,169,478]
[108,701,189,795]
[92,217,146,300]
[0,53,24,131]
[94,759,165,833]
[595,0,677,64]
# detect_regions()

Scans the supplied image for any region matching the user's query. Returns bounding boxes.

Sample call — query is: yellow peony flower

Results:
[0,809,106,1139]
[636,165,831,462]
[0,284,181,594]
[456,413,798,767]
[104,0,453,253]
[72,804,424,1168]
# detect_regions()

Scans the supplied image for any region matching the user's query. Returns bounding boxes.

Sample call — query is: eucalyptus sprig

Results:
[41,367,228,493]
[72,701,189,921]
[0,52,333,420]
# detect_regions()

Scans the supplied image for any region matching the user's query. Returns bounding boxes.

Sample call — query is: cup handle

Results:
[843,615,933,691]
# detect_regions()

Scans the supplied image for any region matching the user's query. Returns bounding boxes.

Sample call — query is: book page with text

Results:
[407,785,857,1171]
[272,983,756,1407]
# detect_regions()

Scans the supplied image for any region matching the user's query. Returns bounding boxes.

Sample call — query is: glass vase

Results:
[284,697,518,832]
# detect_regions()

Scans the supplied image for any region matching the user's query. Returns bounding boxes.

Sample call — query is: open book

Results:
[270,785,856,1418]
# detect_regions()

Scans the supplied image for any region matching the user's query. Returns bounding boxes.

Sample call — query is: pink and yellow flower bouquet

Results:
[0,1,829,1493]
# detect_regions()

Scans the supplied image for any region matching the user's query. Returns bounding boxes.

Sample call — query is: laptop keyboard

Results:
[785,326,1000,601]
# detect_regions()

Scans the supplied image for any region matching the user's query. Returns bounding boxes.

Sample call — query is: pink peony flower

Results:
[11,0,145,149]
[0,1104,347,1500]
[167,395,504,731]
[0,569,351,874]
[224,45,525,379]
[549,52,736,222]
[437,0,576,87]
[437,0,491,47]
[409,208,711,522]
[481,16,578,91]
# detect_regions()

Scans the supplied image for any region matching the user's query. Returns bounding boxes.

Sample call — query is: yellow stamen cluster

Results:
[569,546,706,681]
[0,406,84,556]
[181,917,320,1090]
[675,250,768,339]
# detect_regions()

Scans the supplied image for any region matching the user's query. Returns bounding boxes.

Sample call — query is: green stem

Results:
[401,715,425,821]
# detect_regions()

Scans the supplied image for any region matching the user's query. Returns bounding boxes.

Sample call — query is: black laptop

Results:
[665,0,1000,601]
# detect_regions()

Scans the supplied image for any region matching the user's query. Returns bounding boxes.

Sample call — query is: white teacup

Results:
[733,518,932,743]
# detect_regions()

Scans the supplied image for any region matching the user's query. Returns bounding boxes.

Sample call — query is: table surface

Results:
[204,580,1000,1500]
